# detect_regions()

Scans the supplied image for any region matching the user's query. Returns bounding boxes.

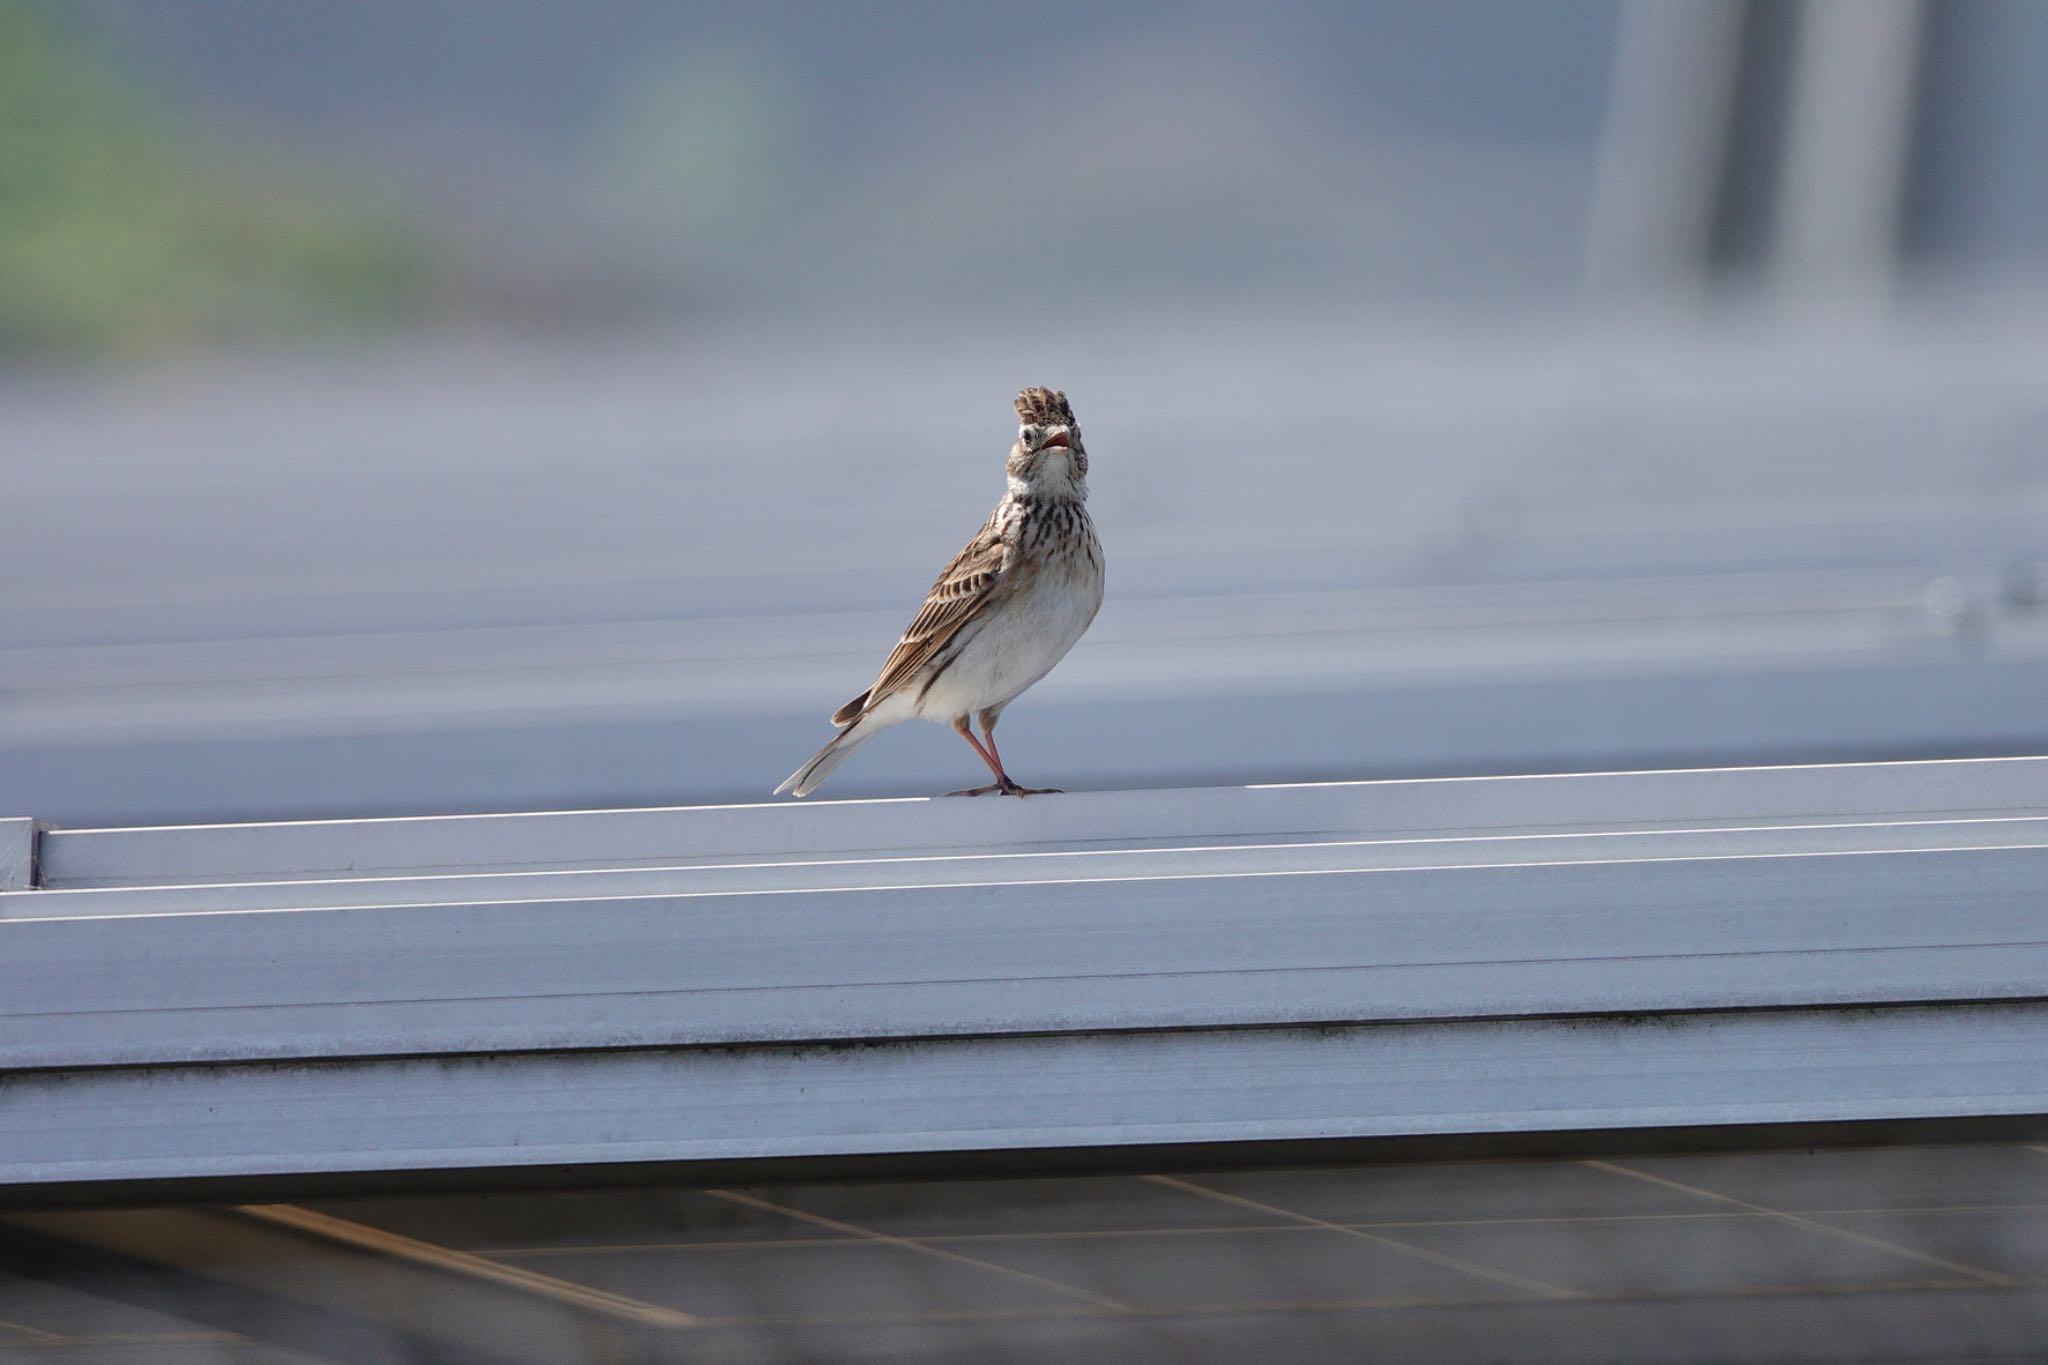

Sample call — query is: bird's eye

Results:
[1020,426,1039,446]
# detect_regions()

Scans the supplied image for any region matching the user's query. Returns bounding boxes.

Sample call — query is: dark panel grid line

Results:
[0,1315,66,1345]
[673,1274,1997,1333]
[1583,1159,2017,1287]
[703,1189,1133,1313]
[469,1201,2048,1258]
[1143,1174,1577,1300]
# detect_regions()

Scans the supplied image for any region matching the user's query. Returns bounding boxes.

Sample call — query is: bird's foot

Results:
[944,777,1062,797]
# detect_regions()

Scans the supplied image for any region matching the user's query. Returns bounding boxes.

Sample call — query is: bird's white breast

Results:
[913,517,1103,721]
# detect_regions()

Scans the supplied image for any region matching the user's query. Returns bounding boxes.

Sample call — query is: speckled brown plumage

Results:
[1014,387,1073,426]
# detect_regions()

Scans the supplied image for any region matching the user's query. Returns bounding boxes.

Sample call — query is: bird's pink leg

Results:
[978,716,1060,796]
[946,717,1008,795]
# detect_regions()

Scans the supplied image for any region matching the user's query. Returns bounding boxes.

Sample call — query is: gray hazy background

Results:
[31,0,1620,325]
[3,0,2046,826]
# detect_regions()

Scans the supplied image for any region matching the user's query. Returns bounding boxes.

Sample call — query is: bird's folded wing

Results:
[857,519,1011,713]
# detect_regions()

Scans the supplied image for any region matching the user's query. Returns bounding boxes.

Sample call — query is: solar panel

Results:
[7,1144,2048,1362]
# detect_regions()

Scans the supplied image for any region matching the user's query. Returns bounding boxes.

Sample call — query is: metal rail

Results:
[4,757,2045,1203]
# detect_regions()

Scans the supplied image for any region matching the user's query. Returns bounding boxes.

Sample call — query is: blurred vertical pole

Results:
[1769,0,1926,303]
[1901,2,2048,273]
[1584,0,1750,299]
[1588,0,1943,311]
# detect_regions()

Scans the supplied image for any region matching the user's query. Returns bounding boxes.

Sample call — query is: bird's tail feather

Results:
[775,715,884,798]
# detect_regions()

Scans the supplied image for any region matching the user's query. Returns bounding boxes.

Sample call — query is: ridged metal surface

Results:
[3,757,2045,1198]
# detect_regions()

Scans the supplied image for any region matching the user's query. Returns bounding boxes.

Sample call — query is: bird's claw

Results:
[944,779,1061,797]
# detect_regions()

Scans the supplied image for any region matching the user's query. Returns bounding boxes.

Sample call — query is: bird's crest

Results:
[1014,387,1073,426]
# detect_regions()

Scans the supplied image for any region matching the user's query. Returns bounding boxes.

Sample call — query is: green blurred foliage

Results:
[0,2,430,356]
[599,46,800,252]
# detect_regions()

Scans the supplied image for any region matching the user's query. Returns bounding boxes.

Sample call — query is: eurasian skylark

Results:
[776,387,1104,798]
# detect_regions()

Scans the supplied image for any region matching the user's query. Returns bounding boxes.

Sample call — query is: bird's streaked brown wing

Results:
[831,517,1010,725]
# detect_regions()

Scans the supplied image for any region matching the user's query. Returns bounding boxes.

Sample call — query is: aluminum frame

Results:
[4,757,2046,1202]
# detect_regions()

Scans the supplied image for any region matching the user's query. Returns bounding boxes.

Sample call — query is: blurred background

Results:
[3,0,2046,824]
[7,7,2048,1362]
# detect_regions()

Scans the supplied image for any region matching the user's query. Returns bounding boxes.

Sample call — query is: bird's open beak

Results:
[1043,429,1070,448]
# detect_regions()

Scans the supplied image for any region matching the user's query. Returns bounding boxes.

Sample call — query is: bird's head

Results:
[1008,387,1087,496]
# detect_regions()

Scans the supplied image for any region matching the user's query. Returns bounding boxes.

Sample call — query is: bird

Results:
[776,386,1105,798]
